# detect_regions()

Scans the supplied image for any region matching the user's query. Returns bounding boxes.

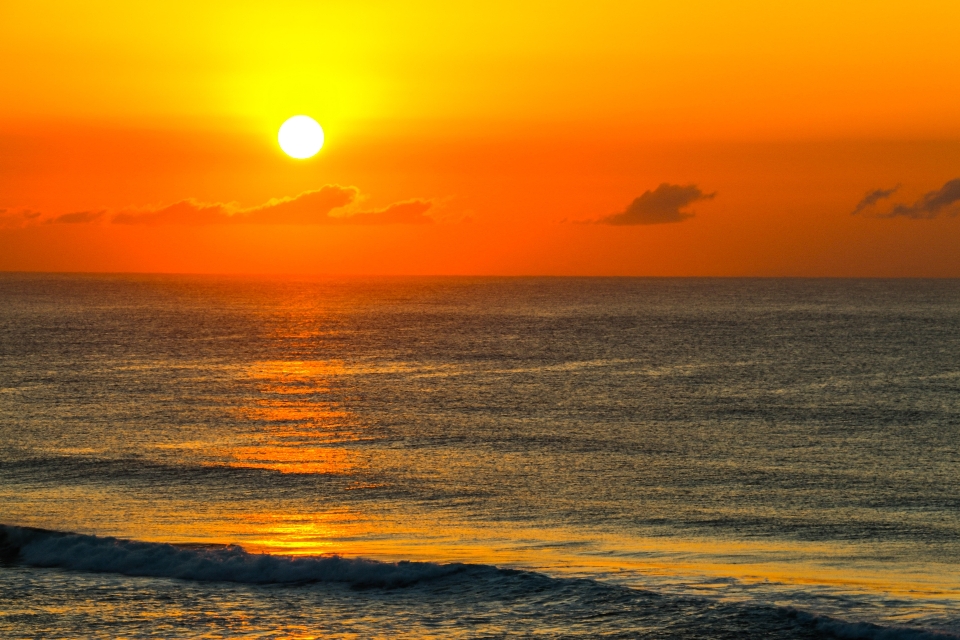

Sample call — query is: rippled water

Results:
[1,274,959,638]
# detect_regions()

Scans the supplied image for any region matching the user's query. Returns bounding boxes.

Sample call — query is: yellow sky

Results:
[4,1,959,133]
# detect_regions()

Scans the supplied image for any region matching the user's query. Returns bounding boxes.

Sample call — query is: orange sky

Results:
[2,0,959,275]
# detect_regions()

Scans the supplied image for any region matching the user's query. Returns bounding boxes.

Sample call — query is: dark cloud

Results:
[598,184,714,225]
[0,209,41,229]
[854,179,960,219]
[886,178,960,219]
[47,210,105,224]
[851,185,898,215]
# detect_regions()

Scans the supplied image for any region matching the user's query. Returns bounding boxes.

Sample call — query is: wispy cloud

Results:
[113,185,360,225]
[333,200,434,225]
[47,210,106,224]
[851,185,898,215]
[1,186,437,231]
[108,186,434,226]
[597,184,714,225]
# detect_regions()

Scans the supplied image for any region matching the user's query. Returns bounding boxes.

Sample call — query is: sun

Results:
[278,115,325,159]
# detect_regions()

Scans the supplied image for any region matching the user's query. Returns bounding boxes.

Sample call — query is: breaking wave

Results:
[0,524,480,588]
[2,523,958,639]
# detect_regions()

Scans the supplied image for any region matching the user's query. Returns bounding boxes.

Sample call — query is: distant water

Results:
[2,274,959,638]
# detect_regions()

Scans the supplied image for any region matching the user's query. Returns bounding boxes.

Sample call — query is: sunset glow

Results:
[1,0,957,275]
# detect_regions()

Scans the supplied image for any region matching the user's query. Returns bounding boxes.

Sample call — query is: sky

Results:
[2,0,959,276]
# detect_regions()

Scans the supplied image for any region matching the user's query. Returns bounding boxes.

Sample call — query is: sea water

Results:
[1,274,959,638]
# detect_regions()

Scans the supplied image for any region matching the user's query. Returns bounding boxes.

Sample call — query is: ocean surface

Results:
[1,274,959,638]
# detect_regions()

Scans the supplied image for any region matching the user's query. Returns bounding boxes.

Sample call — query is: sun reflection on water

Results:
[169,361,960,608]
[213,360,366,474]
[235,511,363,556]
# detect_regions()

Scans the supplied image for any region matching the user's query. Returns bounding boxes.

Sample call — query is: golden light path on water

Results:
[5,276,960,638]
[9,480,960,623]
[4,355,956,626]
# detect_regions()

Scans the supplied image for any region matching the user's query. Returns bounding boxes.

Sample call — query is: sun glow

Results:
[278,115,325,159]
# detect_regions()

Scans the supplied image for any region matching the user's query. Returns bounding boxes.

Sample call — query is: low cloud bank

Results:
[598,184,714,225]
[113,185,433,225]
[3,186,435,228]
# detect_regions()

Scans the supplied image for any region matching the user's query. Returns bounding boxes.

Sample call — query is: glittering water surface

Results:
[1,275,959,638]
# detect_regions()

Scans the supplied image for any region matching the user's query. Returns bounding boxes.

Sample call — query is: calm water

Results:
[2,274,959,638]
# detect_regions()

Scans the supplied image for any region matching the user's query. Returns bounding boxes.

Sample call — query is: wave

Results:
[2,524,958,639]
[798,613,959,640]
[0,524,481,588]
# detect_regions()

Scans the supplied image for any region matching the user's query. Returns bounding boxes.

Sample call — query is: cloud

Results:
[47,210,106,224]
[238,186,359,224]
[110,186,434,226]
[854,179,960,219]
[0,209,41,229]
[336,200,434,225]
[598,183,715,225]
[113,185,359,225]
[886,178,960,219]
[112,200,236,225]
[851,185,898,215]
[0,187,437,231]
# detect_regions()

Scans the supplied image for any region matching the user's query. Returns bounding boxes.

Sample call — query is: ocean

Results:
[1,274,959,638]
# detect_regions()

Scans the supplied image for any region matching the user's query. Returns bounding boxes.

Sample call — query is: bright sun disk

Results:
[278,115,324,159]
